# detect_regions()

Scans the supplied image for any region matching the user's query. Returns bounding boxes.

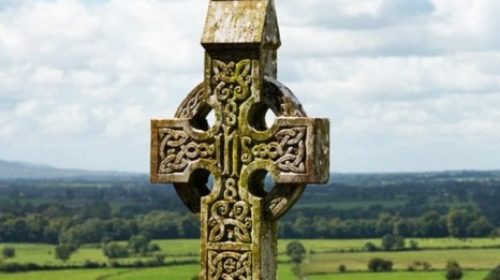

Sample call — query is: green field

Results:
[0,267,490,280]
[305,249,500,273]
[1,239,499,280]
[280,238,500,253]
[3,238,499,266]
[0,265,296,280]
[309,271,489,280]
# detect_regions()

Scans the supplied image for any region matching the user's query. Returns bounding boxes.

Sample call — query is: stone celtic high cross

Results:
[150,0,330,279]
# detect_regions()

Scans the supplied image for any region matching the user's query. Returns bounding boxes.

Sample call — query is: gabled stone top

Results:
[201,0,281,49]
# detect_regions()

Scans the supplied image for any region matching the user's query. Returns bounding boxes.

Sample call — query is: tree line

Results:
[279,209,495,239]
[0,176,499,244]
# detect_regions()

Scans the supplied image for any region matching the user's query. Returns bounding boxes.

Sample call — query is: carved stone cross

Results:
[150,0,330,279]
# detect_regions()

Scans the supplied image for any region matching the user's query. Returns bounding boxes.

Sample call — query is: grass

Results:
[0,264,296,280]
[3,238,498,265]
[0,243,108,266]
[0,242,194,266]
[279,238,500,253]
[305,249,500,273]
[0,268,125,280]
[309,270,489,280]
[1,239,499,279]
[0,268,490,280]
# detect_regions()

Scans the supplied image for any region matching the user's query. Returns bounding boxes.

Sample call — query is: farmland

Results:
[0,267,491,280]
[1,171,500,279]
[1,238,499,279]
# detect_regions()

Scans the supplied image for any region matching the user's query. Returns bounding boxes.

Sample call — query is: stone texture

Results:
[150,0,330,279]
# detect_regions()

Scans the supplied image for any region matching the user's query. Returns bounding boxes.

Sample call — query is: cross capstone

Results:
[150,1,330,279]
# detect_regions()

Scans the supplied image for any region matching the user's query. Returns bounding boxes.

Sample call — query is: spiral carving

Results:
[208,178,252,243]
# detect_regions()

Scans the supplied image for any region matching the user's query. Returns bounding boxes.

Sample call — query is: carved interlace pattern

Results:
[205,58,254,248]
[208,179,252,243]
[212,59,252,129]
[158,128,215,174]
[241,127,307,173]
[177,85,205,119]
[208,251,251,280]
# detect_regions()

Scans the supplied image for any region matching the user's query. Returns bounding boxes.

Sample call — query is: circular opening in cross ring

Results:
[190,104,216,132]
[248,102,277,132]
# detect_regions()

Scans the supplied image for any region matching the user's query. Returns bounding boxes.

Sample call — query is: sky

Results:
[0,0,500,173]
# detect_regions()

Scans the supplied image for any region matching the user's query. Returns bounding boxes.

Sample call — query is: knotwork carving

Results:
[241,127,307,173]
[208,179,252,243]
[177,84,206,119]
[212,59,252,129]
[208,251,251,280]
[212,59,251,101]
[158,128,215,174]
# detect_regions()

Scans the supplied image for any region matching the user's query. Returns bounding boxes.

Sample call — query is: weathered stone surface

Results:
[201,0,280,49]
[150,0,330,279]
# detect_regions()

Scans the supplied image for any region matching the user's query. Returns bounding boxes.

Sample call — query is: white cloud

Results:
[0,0,499,172]
[14,100,37,116]
[39,104,89,134]
[32,66,64,84]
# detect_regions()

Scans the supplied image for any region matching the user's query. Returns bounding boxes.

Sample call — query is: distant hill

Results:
[2,158,499,186]
[330,170,500,187]
[0,159,142,180]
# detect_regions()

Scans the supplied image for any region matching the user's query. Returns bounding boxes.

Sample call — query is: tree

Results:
[178,216,199,238]
[286,241,306,265]
[418,211,446,237]
[446,261,463,280]
[286,241,306,280]
[381,234,396,251]
[368,258,393,272]
[103,242,129,259]
[2,247,15,258]
[55,244,76,262]
[293,215,314,238]
[409,240,419,250]
[128,234,150,255]
[447,210,472,238]
[467,217,494,237]
[484,266,500,280]
[154,254,166,265]
[81,201,111,220]
[363,242,378,252]
[375,213,393,236]
[394,235,406,251]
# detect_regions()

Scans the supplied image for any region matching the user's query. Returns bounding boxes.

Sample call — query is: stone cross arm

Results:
[150,87,329,218]
[151,117,329,186]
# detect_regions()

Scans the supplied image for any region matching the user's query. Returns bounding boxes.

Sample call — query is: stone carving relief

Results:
[177,84,206,119]
[241,127,307,174]
[158,128,215,174]
[208,251,251,280]
[212,59,252,129]
[208,179,252,243]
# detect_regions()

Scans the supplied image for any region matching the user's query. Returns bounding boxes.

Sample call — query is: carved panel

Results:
[241,127,307,174]
[158,128,216,174]
[211,59,252,129]
[208,250,251,280]
[208,179,252,243]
